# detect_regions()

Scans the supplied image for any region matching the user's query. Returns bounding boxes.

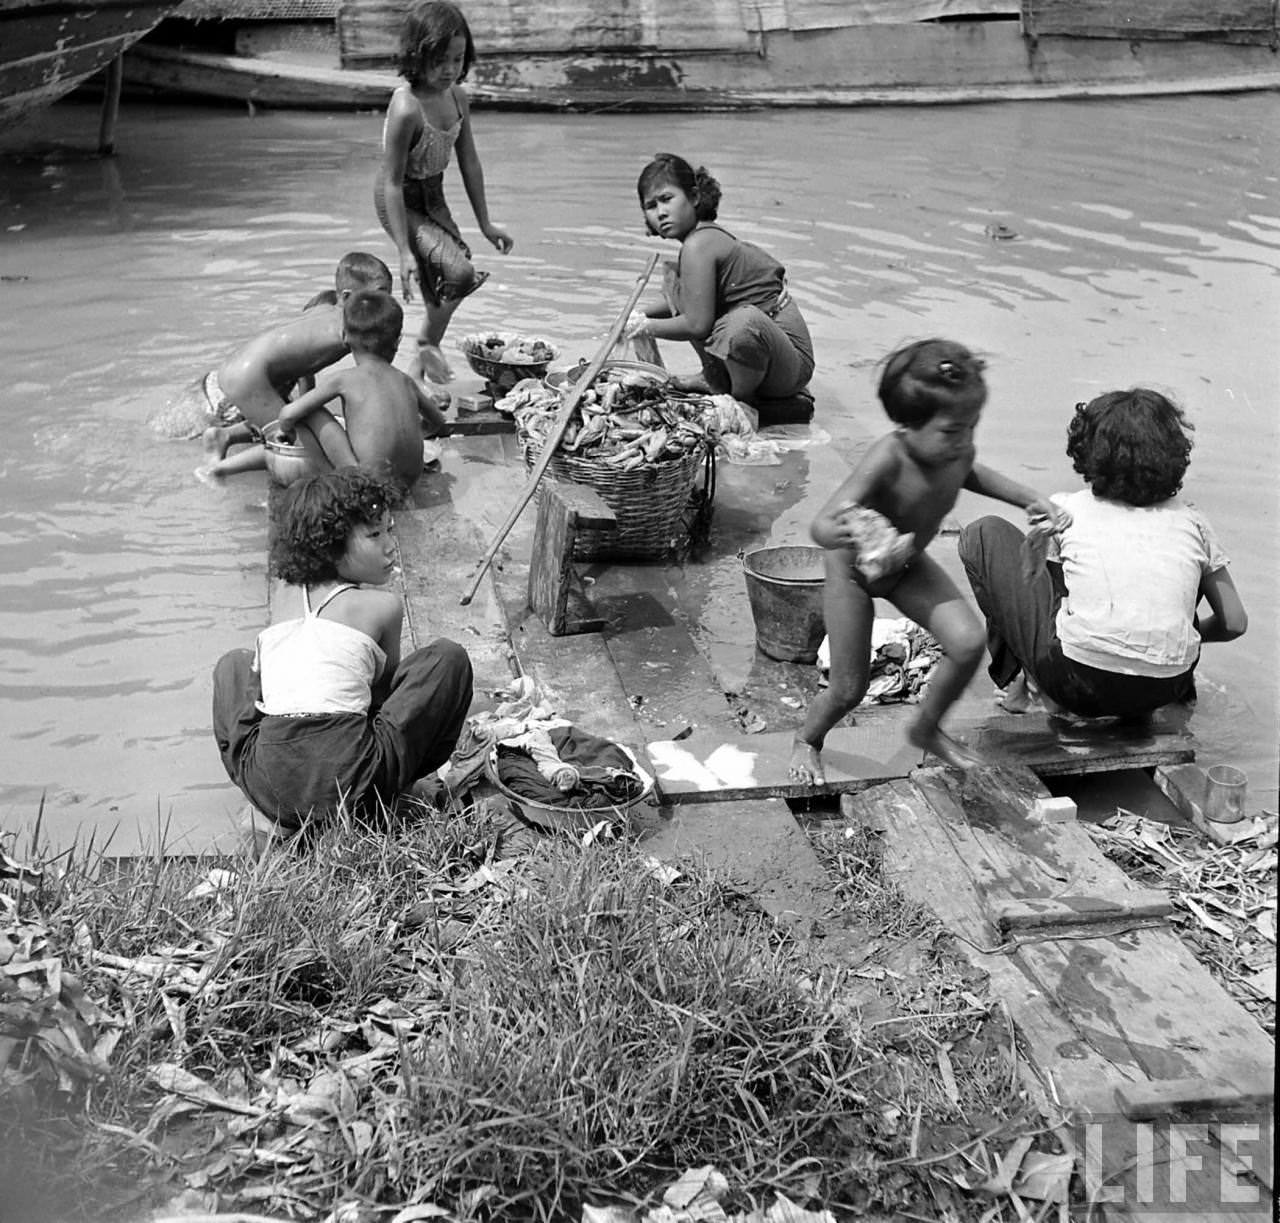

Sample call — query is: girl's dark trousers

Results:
[212,639,473,832]
[957,516,1194,720]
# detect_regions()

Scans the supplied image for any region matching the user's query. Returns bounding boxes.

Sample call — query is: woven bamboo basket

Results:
[522,440,714,561]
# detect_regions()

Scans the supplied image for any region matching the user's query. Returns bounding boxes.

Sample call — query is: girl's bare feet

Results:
[788,736,825,785]
[202,425,232,461]
[997,672,1034,714]
[417,342,454,383]
[907,720,987,768]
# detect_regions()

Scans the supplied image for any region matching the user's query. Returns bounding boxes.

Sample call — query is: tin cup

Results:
[1203,764,1248,824]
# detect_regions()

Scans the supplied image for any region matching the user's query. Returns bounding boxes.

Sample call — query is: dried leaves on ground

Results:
[3,806,1046,1223]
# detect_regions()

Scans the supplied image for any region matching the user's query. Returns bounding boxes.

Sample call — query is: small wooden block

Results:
[528,482,616,636]
[454,393,494,413]
[1116,1077,1275,1121]
[993,894,1174,933]
[446,406,515,436]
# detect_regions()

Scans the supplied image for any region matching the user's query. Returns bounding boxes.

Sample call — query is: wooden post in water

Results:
[97,53,125,156]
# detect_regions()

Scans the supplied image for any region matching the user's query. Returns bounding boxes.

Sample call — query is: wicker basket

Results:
[523,439,715,560]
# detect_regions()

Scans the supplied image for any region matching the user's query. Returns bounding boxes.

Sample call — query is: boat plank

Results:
[118,18,1280,113]
[1013,927,1274,1098]
[945,709,1194,776]
[648,721,922,804]
[911,766,1170,907]
[844,780,1133,1111]
[1022,0,1277,41]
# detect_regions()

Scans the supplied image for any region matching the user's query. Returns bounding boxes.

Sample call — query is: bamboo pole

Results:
[459,251,660,606]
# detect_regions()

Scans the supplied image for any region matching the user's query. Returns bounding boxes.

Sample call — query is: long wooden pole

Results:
[459,251,660,606]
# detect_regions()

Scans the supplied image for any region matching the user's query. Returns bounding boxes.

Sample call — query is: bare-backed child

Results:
[788,339,1065,782]
[188,253,395,472]
[203,290,449,492]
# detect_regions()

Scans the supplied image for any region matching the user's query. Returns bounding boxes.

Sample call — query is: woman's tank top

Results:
[384,86,463,181]
[255,584,387,716]
[691,222,787,314]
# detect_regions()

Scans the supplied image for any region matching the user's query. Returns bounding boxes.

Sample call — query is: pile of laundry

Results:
[439,678,652,813]
[496,376,790,467]
[817,617,942,705]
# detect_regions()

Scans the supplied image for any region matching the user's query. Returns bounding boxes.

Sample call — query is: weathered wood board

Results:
[946,709,1195,775]
[447,405,516,436]
[527,482,615,636]
[1013,923,1274,1095]
[848,770,1275,1222]
[912,767,1171,911]
[1155,762,1273,846]
[648,724,923,804]
[1117,1077,1274,1121]
[846,780,1129,1115]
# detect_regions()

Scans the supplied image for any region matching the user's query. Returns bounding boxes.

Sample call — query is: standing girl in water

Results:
[375,0,513,385]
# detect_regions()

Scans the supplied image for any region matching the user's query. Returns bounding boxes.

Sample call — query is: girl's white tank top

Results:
[254,584,387,716]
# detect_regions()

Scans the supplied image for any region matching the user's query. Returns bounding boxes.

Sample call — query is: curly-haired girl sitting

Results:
[212,468,472,834]
[959,388,1247,721]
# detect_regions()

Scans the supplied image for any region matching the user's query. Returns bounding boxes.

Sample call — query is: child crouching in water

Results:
[959,389,1246,721]
[789,339,1063,782]
[199,290,449,493]
[212,468,473,834]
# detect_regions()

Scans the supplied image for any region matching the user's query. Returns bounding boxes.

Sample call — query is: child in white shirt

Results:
[959,388,1247,720]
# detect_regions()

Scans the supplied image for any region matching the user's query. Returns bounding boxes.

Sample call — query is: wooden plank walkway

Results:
[389,414,1273,1220]
[847,766,1274,1222]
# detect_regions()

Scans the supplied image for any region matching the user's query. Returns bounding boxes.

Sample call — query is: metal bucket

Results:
[742,545,827,663]
[262,423,311,487]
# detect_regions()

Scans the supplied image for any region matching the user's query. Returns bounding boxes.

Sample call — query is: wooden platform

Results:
[647,711,1195,805]
[388,417,1274,1219]
[848,766,1274,1221]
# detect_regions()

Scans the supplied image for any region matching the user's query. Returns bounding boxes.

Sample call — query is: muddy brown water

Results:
[1,95,1276,853]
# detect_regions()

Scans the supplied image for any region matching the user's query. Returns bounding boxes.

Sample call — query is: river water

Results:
[1,93,1276,852]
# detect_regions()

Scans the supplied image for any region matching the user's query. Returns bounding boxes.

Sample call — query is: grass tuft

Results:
[2,800,1040,1222]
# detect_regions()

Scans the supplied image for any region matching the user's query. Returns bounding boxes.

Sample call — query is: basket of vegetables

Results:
[459,333,558,393]
[501,364,717,560]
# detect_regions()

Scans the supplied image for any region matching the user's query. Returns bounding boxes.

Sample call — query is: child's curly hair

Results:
[1067,388,1193,506]
[270,469,394,586]
[398,0,474,84]
[637,154,722,225]
[878,338,987,427]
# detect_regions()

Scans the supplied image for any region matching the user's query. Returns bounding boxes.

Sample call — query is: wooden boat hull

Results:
[124,43,395,108]
[1,0,183,126]
[125,0,1280,111]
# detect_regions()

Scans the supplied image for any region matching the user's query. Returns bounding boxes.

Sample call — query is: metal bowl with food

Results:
[459,333,559,392]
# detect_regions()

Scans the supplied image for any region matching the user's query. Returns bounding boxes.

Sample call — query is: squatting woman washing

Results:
[628,153,816,425]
